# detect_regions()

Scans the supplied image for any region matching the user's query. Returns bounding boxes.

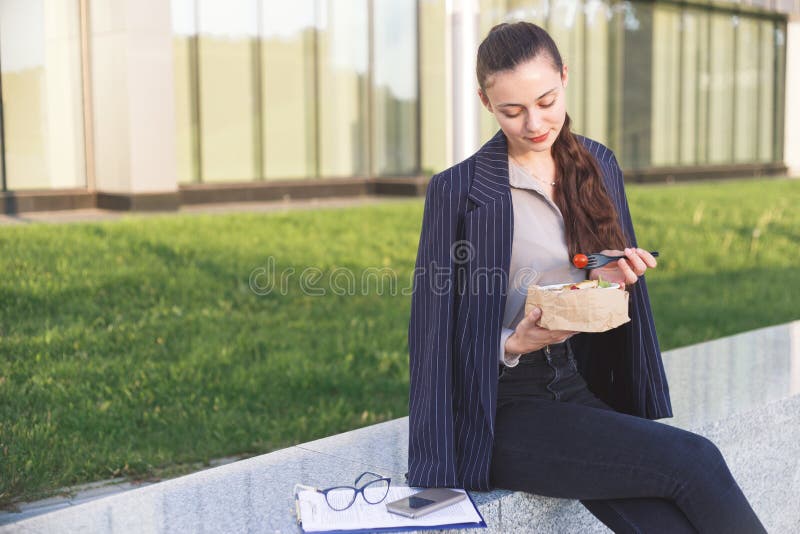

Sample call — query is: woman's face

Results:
[478,55,568,156]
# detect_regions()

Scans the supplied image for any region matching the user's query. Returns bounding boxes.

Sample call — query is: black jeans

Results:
[490,342,766,534]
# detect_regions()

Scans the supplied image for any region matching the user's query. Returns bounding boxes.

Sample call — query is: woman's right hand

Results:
[504,307,577,354]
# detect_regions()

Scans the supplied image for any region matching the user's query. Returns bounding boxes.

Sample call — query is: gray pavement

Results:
[0,457,244,526]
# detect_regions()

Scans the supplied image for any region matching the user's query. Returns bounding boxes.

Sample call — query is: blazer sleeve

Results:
[407,172,462,487]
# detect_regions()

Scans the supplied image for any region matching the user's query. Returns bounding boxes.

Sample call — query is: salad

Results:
[545,277,615,291]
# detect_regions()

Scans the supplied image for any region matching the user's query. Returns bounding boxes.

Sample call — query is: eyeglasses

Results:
[295,471,391,511]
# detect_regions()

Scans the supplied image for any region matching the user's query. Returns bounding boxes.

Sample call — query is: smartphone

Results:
[385,488,467,519]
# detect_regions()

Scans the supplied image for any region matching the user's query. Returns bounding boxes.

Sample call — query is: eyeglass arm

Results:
[354,471,390,486]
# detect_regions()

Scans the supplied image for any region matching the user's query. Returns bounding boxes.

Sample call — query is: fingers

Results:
[617,247,658,284]
[523,306,543,325]
[623,247,647,275]
[517,307,544,332]
[515,309,577,351]
[637,248,658,268]
[521,309,572,337]
[616,257,639,285]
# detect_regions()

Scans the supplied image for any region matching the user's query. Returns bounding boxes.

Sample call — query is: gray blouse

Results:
[499,159,585,366]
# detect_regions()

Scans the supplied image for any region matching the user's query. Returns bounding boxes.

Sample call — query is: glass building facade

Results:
[170,0,419,184]
[0,0,87,191]
[0,0,794,194]
[477,0,787,170]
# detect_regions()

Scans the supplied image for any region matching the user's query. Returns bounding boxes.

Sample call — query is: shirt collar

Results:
[508,158,547,193]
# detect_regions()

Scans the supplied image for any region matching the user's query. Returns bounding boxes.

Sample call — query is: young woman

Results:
[407,21,765,533]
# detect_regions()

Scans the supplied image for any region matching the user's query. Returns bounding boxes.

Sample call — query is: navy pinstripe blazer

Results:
[407,130,673,491]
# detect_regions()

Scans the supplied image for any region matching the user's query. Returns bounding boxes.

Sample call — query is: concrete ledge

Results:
[96,192,180,212]
[1,190,95,214]
[626,162,788,183]
[369,177,429,197]
[179,176,431,203]
[179,178,371,205]
[2,322,798,533]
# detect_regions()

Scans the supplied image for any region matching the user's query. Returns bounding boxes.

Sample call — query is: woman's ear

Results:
[478,89,493,112]
[561,64,569,89]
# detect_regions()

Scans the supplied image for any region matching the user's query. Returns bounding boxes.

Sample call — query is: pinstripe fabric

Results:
[408,130,672,491]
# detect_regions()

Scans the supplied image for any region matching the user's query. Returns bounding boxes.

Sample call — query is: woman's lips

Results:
[528,131,549,143]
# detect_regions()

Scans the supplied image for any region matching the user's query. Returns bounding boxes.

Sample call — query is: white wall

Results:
[450,0,480,164]
[90,0,178,194]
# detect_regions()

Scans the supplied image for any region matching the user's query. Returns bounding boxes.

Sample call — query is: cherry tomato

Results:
[572,253,589,269]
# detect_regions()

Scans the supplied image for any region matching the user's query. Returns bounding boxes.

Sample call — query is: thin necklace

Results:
[509,155,556,187]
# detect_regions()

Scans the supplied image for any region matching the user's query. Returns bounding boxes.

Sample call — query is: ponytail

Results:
[552,114,627,257]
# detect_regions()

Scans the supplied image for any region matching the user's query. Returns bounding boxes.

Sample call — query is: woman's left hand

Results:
[588,247,657,290]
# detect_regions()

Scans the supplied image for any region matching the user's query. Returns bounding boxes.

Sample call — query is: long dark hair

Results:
[476,22,627,257]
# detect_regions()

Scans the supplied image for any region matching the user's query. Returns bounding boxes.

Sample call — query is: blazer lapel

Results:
[469,130,511,207]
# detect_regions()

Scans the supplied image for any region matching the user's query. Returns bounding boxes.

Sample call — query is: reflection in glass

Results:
[618,0,654,169]
[708,14,734,164]
[317,0,369,177]
[261,0,317,179]
[651,5,680,166]
[735,17,759,163]
[197,0,259,182]
[758,21,775,163]
[0,0,85,190]
[549,0,583,129]
[372,0,418,176]
[420,0,448,175]
[773,24,786,164]
[171,0,199,184]
[696,10,711,164]
[165,0,787,187]
[582,0,611,144]
[678,9,699,165]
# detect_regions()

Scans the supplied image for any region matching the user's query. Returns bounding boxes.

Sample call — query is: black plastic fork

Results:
[585,251,659,269]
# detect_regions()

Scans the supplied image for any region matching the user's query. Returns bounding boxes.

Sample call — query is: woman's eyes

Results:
[503,100,556,117]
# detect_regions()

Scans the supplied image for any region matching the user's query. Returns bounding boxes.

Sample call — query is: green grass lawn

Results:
[1,178,798,506]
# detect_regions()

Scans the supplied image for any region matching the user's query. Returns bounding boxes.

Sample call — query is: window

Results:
[0,0,86,190]
[196,0,260,182]
[372,0,418,175]
[316,0,369,177]
[261,0,317,179]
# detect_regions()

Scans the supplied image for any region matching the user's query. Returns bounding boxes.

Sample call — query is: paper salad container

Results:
[525,280,630,333]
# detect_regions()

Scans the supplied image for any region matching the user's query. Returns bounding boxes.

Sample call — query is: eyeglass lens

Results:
[361,478,390,504]
[354,472,390,504]
[325,487,358,511]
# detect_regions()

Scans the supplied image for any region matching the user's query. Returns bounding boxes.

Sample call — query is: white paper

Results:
[296,487,483,532]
